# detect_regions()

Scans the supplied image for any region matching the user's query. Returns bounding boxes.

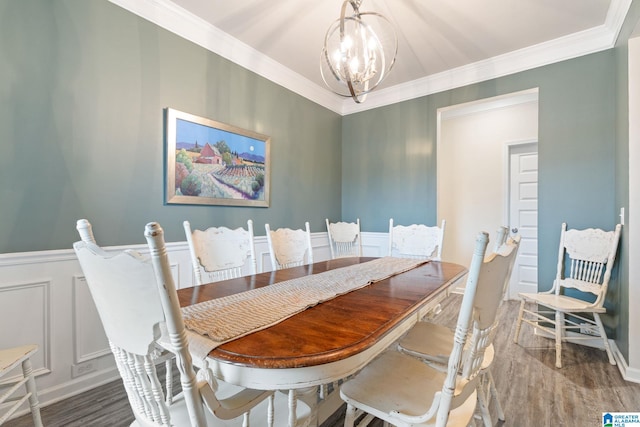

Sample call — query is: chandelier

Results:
[320,0,398,103]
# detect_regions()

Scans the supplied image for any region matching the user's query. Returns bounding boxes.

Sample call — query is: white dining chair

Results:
[388,218,446,260]
[76,218,177,404]
[73,220,278,426]
[513,222,622,368]
[325,218,362,259]
[184,220,257,285]
[0,345,43,426]
[397,227,520,427]
[340,231,496,427]
[265,222,313,270]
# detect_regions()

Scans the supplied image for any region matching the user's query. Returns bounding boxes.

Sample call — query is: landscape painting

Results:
[165,108,270,207]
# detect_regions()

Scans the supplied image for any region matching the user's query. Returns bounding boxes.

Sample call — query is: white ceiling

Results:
[110,0,632,115]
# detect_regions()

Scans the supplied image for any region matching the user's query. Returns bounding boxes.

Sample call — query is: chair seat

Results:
[212,382,274,416]
[0,345,38,372]
[0,344,42,427]
[518,292,606,313]
[340,351,476,427]
[397,321,499,427]
[399,323,453,365]
[399,322,495,371]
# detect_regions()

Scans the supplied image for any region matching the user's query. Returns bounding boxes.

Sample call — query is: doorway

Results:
[437,89,539,298]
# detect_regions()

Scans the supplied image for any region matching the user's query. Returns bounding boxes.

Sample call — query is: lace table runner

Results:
[182,257,427,359]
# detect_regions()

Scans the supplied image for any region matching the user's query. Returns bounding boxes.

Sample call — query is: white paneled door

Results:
[508,142,538,299]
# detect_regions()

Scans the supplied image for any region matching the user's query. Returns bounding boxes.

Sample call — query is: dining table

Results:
[176,256,467,426]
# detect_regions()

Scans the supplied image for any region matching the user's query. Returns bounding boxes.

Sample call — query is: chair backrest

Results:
[554,222,622,307]
[469,232,520,353]
[491,226,520,297]
[184,220,257,285]
[388,218,446,260]
[74,220,208,426]
[265,222,313,270]
[492,225,509,253]
[436,231,519,425]
[325,218,362,259]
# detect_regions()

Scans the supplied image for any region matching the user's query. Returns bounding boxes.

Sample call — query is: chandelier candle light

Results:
[320,0,398,103]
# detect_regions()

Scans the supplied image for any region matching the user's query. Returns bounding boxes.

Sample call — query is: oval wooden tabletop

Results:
[177,257,467,369]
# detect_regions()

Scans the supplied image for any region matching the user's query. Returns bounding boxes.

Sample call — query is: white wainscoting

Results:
[72,276,110,364]
[0,279,51,377]
[0,231,389,417]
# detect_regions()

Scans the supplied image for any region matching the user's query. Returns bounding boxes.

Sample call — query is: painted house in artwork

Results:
[196,143,222,164]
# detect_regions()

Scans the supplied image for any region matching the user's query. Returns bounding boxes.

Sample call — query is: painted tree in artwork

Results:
[214,140,230,155]
[222,152,233,165]
[176,149,194,172]
[175,162,189,189]
[181,174,201,196]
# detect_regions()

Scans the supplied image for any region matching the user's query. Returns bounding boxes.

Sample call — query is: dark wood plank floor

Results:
[8,295,640,426]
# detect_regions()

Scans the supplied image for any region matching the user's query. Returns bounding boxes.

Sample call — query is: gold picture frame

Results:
[165,108,270,207]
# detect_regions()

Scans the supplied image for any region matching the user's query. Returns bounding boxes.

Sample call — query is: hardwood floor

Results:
[7,295,640,426]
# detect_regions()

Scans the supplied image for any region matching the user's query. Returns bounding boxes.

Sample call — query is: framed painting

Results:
[165,108,271,207]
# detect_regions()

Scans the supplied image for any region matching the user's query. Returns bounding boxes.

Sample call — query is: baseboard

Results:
[610,341,640,384]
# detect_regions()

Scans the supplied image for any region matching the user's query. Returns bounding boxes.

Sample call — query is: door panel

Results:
[509,143,538,298]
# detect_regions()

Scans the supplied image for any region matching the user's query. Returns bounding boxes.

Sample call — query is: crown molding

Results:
[438,88,539,121]
[109,0,631,117]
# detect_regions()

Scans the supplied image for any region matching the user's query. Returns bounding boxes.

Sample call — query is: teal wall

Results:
[343,51,617,240]
[0,0,342,252]
[342,97,435,227]
[343,50,620,331]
